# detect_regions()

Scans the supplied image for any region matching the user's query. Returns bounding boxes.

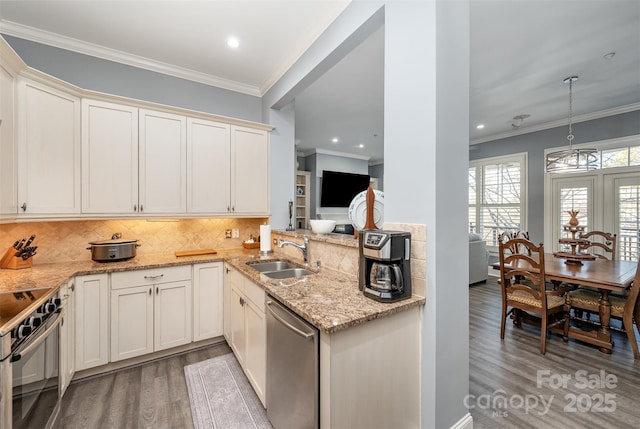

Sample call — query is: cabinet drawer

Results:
[111,265,191,289]
[244,279,265,313]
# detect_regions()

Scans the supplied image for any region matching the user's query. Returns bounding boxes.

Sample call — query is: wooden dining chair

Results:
[499,237,570,354]
[577,231,617,260]
[572,231,618,321]
[565,262,640,358]
[498,231,531,255]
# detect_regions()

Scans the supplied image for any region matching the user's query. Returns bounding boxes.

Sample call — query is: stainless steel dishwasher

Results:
[266,295,319,429]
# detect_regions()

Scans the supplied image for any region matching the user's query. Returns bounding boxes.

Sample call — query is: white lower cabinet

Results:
[193,262,224,341]
[59,279,76,395]
[75,273,109,371]
[110,266,192,362]
[224,265,266,405]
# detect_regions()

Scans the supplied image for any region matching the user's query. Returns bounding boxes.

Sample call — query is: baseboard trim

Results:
[450,413,473,429]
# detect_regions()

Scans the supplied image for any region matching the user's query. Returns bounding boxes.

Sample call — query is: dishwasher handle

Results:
[266,300,315,340]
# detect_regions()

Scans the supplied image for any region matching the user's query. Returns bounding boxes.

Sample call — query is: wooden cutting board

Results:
[174,248,217,257]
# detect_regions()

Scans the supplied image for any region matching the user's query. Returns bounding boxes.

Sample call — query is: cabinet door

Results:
[187,118,230,213]
[82,99,138,214]
[110,285,154,361]
[154,280,192,351]
[230,125,269,214]
[17,79,81,214]
[59,280,75,395]
[230,285,246,366]
[244,298,266,405]
[139,109,186,214]
[75,274,109,371]
[0,62,17,215]
[223,265,232,342]
[193,262,223,341]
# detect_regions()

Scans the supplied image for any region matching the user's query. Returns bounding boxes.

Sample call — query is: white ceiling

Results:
[1,1,639,165]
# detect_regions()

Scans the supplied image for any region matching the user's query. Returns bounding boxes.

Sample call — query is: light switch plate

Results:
[232,228,240,238]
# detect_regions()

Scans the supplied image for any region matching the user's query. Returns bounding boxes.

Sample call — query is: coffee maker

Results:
[359,230,411,302]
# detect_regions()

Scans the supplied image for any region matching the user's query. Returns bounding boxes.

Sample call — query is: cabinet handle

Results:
[140,205,144,212]
[70,283,75,292]
[225,268,230,274]
[134,204,137,212]
[227,206,230,212]
[239,296,245,306]
[232,206,235,212]
[156,286,159,295]
[21,203,27,212]
[148,288,152,295]
[144,274,164,280]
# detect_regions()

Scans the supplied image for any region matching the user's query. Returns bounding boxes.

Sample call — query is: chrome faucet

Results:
[278,237,310,263]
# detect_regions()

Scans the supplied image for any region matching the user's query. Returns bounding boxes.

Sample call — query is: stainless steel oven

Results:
[0,288,63,429]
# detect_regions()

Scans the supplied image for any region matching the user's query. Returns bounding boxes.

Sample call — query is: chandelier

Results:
[545,76,598,173]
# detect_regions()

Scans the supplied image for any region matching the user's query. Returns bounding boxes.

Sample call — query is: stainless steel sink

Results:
[263,268,314,279]
[247,260,296,272]
[246,260,314,279]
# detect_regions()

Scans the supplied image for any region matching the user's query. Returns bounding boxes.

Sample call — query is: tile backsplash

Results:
[0,218,266,264]
[273,222,426,298]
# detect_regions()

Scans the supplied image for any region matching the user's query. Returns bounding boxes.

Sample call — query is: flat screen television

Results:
[320,170,370,207]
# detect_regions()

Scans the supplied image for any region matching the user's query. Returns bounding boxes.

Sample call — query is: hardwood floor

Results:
[470,276,640,428]
[59,278,640,428]
[57,342,232,429]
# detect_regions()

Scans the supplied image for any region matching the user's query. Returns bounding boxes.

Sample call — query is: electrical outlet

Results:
[232,228,240,238]
[225,229,232,238]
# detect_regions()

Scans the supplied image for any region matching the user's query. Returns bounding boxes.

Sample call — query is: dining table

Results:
[492,254,638,354]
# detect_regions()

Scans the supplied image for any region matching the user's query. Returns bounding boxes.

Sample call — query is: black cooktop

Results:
[0,288,53,336]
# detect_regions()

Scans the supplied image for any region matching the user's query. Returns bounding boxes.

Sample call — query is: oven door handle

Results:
[10,309,64,363]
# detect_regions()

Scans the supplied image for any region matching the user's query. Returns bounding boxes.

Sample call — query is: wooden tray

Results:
[174,248,217,257]
[242,242,260,249]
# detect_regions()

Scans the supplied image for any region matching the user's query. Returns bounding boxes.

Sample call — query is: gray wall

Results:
[2,34,262,122]
[304,152,369,219]
[470,110,640,242]
[368,163,384,190]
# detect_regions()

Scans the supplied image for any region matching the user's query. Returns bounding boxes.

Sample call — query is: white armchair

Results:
[469,233,489,284]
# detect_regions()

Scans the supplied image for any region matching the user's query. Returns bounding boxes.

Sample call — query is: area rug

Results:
[184,353,272,429]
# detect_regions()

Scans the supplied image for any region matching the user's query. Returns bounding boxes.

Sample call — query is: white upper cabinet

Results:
[231,125,269,214]
[82,99,138,214]
[17,78,81,215]
[0,61,17,216]
[187,118,230,213]
[139,109,187,214]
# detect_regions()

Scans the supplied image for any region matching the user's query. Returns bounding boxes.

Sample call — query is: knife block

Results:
[0,247,33,270]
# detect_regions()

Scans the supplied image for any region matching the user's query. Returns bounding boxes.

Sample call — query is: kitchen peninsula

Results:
[1,229,424,428]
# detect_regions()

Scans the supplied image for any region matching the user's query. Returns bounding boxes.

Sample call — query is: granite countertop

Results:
[225,255,425,334]
[0,248,425,335]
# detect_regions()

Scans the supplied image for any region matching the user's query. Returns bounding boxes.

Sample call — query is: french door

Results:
[551,171,640,261]
[604,172,640,261]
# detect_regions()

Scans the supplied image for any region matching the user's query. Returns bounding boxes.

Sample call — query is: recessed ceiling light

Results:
[227,36,240,48]
[358,144,364,148]
[603,51,616,60]
[331,137,339,143]
[476,124,485,129]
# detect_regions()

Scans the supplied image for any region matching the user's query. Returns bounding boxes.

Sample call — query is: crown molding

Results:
[303,147,370,161]
[471,103,640,145]
[0,20,261,97]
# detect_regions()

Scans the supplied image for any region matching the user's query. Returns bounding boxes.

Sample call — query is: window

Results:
[551,177,594,251]
[546,135,640,262]
[469,153,527,248]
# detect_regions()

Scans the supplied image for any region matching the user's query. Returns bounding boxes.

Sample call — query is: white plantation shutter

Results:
[615,179,640,261]
[469,154,527,248]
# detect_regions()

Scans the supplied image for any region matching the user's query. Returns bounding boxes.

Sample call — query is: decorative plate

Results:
[348,189,384,230]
